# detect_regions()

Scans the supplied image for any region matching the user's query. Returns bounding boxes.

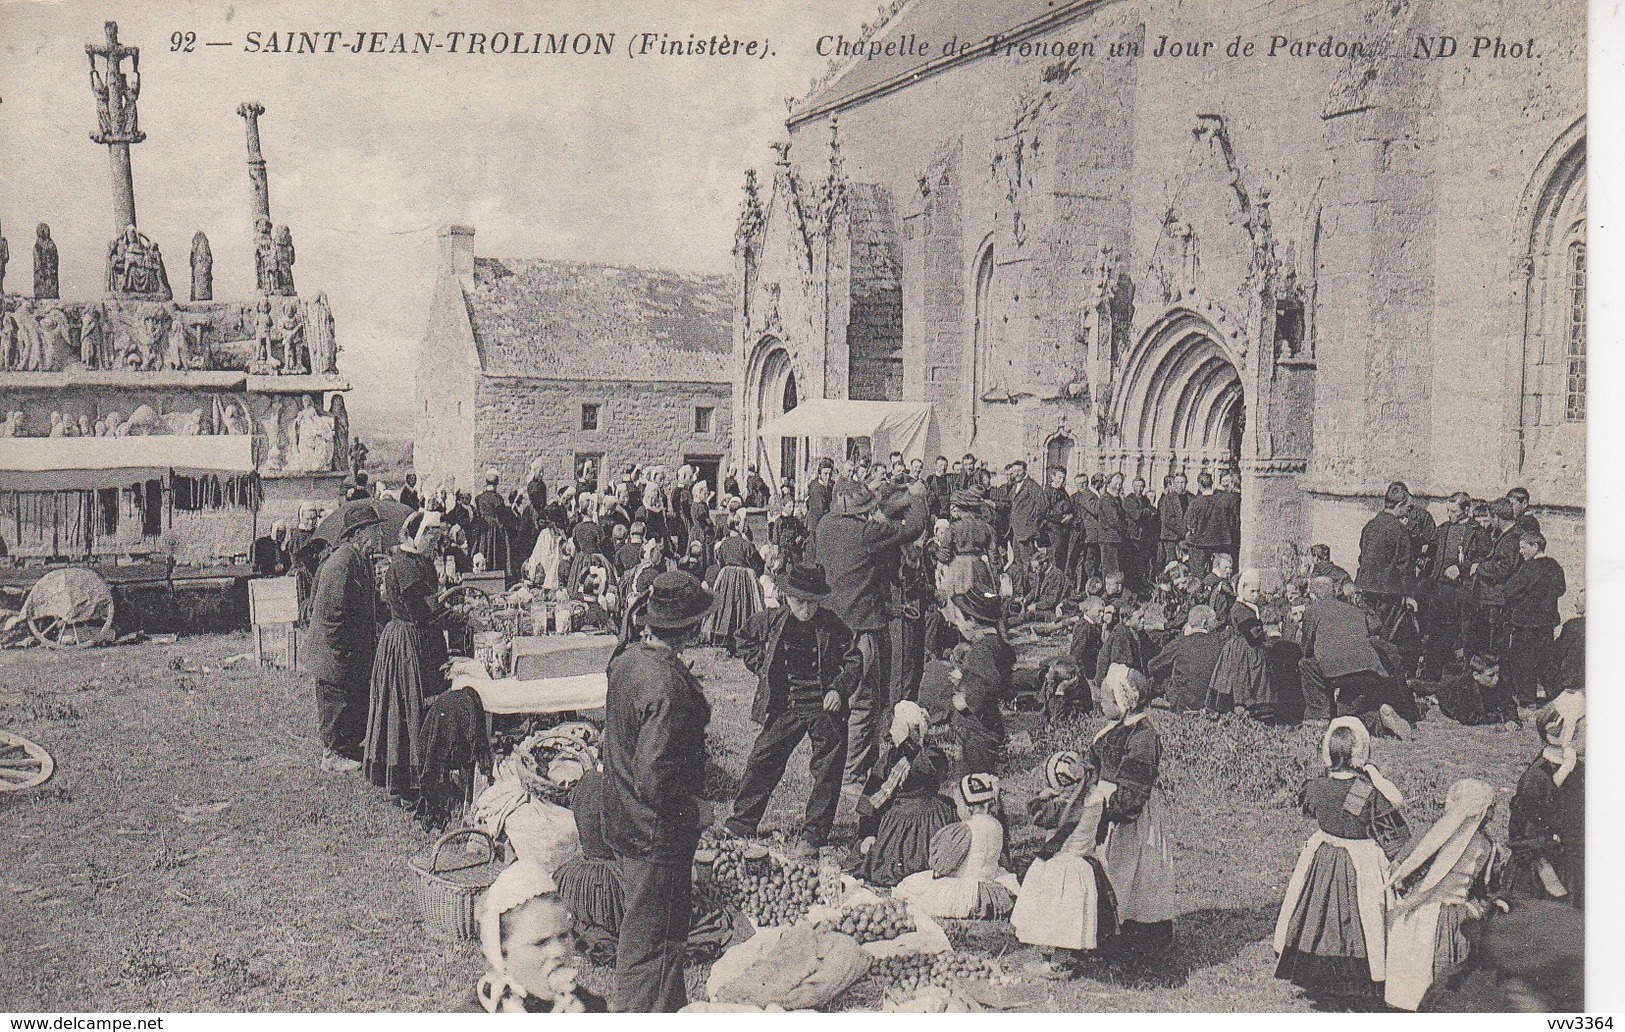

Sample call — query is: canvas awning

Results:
[0,435,256,491]
[759,400,937,466]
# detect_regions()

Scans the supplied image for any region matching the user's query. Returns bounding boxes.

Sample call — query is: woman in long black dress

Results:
[364,510,453,798]
[855,701,957,887]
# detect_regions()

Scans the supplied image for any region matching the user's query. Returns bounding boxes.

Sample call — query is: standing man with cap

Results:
[603,570,716,1012]
[472,469,513,582]
[725,564,862,852]
[814,476,931,790]
[305,504,381,772]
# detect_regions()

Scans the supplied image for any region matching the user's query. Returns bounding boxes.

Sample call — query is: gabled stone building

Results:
[733,0,1585,578]
[415,227,735,495]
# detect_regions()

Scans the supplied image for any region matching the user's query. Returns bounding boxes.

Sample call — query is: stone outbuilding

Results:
[415,227,735,496]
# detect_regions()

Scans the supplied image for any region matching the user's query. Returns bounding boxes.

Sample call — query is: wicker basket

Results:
[407,828,506,942]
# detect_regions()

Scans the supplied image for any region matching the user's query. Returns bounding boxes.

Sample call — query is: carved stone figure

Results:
[253,218,277,295]
[0,411,23,437]
[272,225,296,296]
[278,302,307,373]
[160,408,203,436]
[8,305,46,372]
[213,397,247,437]
[106,225,171,300]
[80,305,106,368]
[291,394,335,472]
[48,411,67,437]
[190,231,212,301]
[1,305,17,370]
[252,297,278,371]
[163,309,192,370]
[77,415,93,437]
[36,306,73,372]
[122,303,174,370]
[0,221,8,297]
[34,224,59,300]
[308,293,337,375]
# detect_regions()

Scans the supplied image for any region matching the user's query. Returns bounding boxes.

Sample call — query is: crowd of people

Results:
[287,448,1583,1012]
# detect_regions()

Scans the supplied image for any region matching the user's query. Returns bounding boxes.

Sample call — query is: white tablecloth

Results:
[448,658,608,714]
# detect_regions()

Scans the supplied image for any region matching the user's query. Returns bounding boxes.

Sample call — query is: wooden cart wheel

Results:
[0,732,55,793]
[27,596,115,650]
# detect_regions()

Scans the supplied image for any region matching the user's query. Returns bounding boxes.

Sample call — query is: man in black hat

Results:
[725,565,862,852]
[603,570,716,1012]
[305,504,381,772]
[813,476,930,789]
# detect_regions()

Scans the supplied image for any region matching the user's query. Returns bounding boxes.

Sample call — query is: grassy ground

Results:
[0,633,1532,1012]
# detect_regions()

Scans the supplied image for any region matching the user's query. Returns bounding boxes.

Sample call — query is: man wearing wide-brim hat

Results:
[305,503,383,773]
[601,570,716,1012]
[725,564,862,853]
[811,475,931,790]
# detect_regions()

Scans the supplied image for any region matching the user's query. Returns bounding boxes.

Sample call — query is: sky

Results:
[0,0,870,428]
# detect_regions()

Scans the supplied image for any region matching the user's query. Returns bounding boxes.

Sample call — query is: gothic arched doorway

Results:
[756,345,800,489]
[1115,309,1245,489]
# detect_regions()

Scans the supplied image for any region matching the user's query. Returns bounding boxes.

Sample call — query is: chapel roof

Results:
[462,258,732,383]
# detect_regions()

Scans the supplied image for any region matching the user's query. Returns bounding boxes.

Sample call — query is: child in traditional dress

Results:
[1012,751,1120,973]
[1384,778,1506,1011]
[855,701,957,886]
[893,773,1020,919]
[1274,717,1410,1003]
[1091,665,1177,956]
[1040,658,1084,731]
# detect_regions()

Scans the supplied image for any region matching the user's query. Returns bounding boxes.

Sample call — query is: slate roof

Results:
[463,258,732,382]
[795,0,1096,119]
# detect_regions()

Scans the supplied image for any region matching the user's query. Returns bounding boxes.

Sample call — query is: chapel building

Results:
[732,0,1585,576]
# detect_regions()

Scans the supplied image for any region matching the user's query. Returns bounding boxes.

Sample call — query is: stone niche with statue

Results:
[0,21,352,552]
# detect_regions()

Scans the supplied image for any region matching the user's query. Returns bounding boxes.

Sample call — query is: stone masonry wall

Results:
[472,377,733,490]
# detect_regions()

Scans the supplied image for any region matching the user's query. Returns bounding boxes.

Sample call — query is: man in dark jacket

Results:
[1182,471,1226,577]
[1123,475,1157,589]
[1004,460,1046,595]
[1468,498,1523,658]
[603,571,715,1012]
[1146,603,1224,713]
[1355,481,1415,632]
[305,506,381,771]
[725,565,862,850]
[1298,575,1392,723]
[925,455,953,520]
[1040,466,1075,582]
[805,458,836,537]
[1096,471,1130,578]
[812,477,930,787]
[1070,472,1103,589]
[1157,472,1192,570]
[1215,470,1243,564]
[1504,533,1566,704]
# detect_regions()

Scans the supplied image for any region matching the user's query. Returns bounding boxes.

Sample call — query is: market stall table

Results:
[448,633,617,715]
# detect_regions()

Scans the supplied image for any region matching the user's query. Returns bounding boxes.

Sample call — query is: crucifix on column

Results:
[86,21,145,236]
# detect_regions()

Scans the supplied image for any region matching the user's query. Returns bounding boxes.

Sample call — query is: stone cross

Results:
[238,101,273,225]
[87,21,146,236]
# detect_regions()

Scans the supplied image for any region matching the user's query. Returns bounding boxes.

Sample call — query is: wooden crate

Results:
[249,576,300,670]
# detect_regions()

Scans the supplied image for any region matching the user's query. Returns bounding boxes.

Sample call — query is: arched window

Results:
[1045,434,1073,478]
[1564,240,1586,422]
[1518,125,1585,440]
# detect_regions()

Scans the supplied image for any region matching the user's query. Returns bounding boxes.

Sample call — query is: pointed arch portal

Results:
[1115,309,1245,490]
